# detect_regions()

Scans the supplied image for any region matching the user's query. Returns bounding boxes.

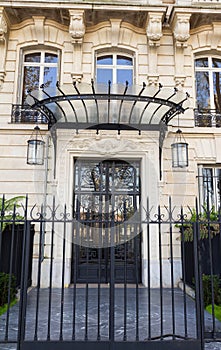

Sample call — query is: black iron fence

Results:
[0,196,221,350]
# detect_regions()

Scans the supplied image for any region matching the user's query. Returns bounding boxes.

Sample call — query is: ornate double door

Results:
[71,158,141,283]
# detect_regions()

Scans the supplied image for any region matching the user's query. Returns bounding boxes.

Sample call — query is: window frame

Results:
[95,52,134,85]
[198,165,221,210]
[19,48,60,103]
[195,55,221,110]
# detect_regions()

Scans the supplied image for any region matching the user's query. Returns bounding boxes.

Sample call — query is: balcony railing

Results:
[194,109,221,127]
[193,0,221,2]
[11,104,47,124]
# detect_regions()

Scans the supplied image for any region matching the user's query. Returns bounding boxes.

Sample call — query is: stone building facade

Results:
[0,0,221,287]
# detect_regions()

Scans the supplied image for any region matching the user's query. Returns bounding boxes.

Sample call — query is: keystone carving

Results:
[146,13,163,46]
[33,16,45,45]
[69,10,85,44]
[172,13,191,47]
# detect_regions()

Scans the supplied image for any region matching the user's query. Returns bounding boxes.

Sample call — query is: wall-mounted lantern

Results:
[171,129,188,168]
[27,126,45,165]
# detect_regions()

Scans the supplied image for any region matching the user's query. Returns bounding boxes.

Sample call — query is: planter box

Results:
[182,234,221,286]
[0,224,35,288]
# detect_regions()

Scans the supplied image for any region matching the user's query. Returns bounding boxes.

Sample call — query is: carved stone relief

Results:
[0,7,7,43]
[0,7,7,88]
[69,10,85,44]
[146,12,163,47]
[172,13,191,47]
[69,10,85,82]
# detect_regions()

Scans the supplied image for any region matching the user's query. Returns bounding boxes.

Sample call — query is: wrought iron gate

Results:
[2,195,221,350]
[72,158,141,283]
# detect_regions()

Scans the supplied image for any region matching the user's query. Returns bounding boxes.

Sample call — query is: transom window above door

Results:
[96,54,133,85]
[22,51,59,102]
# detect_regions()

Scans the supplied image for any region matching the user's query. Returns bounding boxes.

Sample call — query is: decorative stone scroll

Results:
[172,13,191,48]
[69,10,85,44]
[146,12,163,47]
[0,7,7,43]
[0,7,8,88]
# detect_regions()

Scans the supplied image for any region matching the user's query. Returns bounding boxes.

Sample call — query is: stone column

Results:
[69,10,85,82]
[0,7,8,88]
[172,13,191,89]
[146,12,163,86]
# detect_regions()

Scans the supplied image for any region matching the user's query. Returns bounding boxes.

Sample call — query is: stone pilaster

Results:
[172,13,191,89]
[146,12,163,86]
[69,10,85,82]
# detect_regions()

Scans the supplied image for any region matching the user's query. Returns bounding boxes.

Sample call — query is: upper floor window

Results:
[198,166,221,210]
[96,54,133,85]
[195,57,221,111]
[22,51,59,102]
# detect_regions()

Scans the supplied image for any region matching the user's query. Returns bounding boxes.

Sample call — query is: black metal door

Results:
[71,159,141,283]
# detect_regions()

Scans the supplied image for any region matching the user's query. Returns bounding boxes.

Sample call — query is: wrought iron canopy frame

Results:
[26,81,189,179]
[26,81,189,132]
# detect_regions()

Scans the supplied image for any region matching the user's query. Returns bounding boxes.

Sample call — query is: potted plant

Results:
[176,206,220,286]
[0,196,35,288]
[177,205,219,242]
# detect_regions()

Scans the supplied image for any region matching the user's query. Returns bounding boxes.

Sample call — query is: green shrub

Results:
[0,272,17,307]
[206,304,221,322]
[202,274,221,307]
[176,206,220,241]
[0,196,25,232]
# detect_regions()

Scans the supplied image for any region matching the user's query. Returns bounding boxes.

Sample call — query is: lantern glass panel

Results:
[27,139,45,165]
[172,142,188,168]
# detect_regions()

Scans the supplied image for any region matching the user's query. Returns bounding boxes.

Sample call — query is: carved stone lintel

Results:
[147,74,159,86]
[0,7,7,43]
[69,10,85,44]
[174,75,186,88]
[172,13,191,48]
[146,12,163,46]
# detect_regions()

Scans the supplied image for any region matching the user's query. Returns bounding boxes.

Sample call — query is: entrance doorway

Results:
[71,159,141,283]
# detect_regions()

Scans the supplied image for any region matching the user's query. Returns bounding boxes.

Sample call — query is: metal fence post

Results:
[17,219,32,350]
[193,199,205,350]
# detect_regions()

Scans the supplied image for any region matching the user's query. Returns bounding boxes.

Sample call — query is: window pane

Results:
[45,53,58,63]
[23,66,40,100]
[203,168,214,207]
[215,169,221,209]
[44,67,57,87]
[97,68,112,83]
[195,71,210,109]
[97,56,113,65]
[195,58,208,68]
[24,53,41,63]
[213,72,221,111]
[212,58,221,68]
[117,55,132,66]
[117,69,133,85]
